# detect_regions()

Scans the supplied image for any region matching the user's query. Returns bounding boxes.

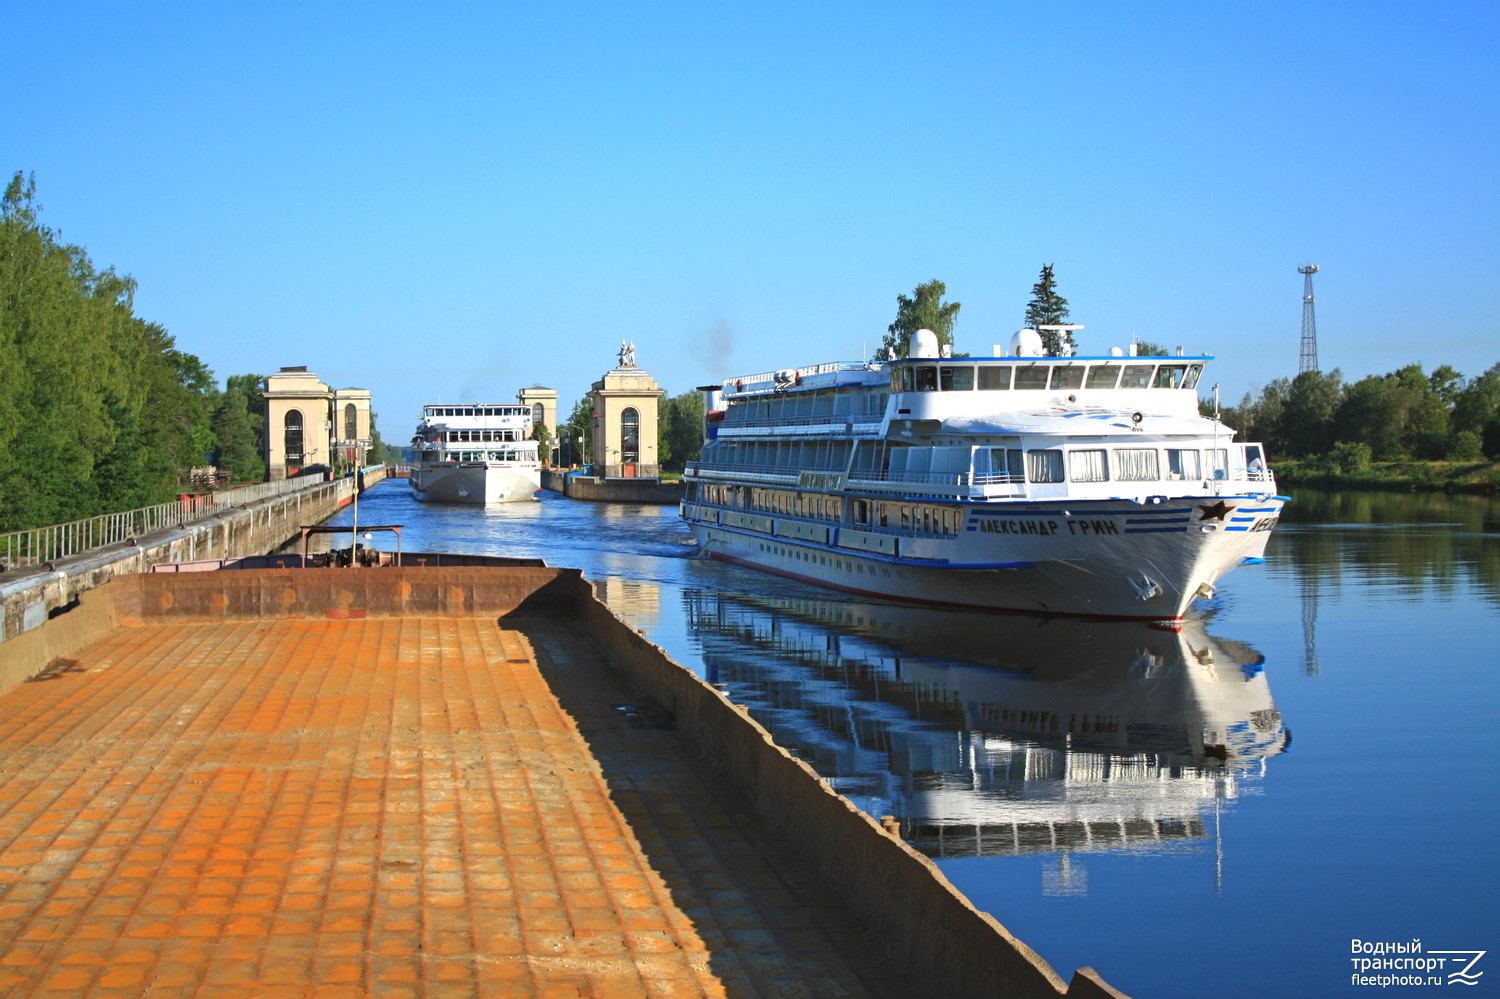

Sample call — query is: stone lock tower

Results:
[588,341,664,478]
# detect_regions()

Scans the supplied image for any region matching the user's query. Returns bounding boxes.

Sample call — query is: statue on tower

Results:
[618,340,637,367]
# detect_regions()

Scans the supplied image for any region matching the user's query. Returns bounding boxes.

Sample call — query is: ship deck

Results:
[0,614,908,998]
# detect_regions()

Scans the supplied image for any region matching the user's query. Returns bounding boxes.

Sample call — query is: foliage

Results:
[557,396,594,466]
[1134,340,1170,356]
[530,420,551,465]
[1447,431,1484,461]
[1229,359,1500,469]
[1328,441,1373,474]
[1022,264,1072,355]
[658,390,705,471]
[0,172,220,530]
[873,279,961,360]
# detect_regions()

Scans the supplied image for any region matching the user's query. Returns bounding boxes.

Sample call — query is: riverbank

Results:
[1273,458,1499,493]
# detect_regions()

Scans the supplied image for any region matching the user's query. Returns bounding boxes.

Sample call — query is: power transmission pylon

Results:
[1298,264,1319,374]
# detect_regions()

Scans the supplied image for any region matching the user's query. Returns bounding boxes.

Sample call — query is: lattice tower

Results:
[1298,264,1319,374]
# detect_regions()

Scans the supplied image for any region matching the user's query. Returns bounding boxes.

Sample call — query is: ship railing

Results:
[724,360,879,388]
[0,475,347,573]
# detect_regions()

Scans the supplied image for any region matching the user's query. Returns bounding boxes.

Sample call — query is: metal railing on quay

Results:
[0,473,357,573]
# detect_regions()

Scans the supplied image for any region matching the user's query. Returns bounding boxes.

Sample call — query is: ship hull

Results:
[410,463,540,504]
[685,494,1283,621]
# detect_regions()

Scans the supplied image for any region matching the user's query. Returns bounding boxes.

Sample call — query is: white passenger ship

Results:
[680,328,1286,620]
[410,403,541,504]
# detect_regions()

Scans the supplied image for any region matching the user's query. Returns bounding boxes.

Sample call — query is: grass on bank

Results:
[1273,456,1500,493]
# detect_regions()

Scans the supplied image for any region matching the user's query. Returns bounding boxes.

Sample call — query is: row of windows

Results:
[748,487,843,521]
[441,429,524,443]
[696,484,958,537]
[424,406,531,418]
[444,450,532,463]
[852,499,961,536]
[1020,447,1230,484]
[893,362,1203,393]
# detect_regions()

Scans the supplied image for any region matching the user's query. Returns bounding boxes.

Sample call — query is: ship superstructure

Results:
[680,329,1285,619]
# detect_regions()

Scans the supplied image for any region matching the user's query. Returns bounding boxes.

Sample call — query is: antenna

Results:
[1298,264,1320,374]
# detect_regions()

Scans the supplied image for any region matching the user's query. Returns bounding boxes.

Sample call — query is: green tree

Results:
[210,387,265,481]
[530,420,551,466]
[1134,340,1170,356]
[658,390,705,471]
[873,279,961,360]
[1280,369,1345,458]
[0,171,218,529]
[558,396,594,467]
[1022,264,1073,355]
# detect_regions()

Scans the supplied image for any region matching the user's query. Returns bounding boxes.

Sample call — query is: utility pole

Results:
[1298,264,1320,374]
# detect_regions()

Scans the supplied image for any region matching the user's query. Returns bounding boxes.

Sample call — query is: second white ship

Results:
[410,403,541,504]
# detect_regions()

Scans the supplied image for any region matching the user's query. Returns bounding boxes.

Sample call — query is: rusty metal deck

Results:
[0,616,907,997]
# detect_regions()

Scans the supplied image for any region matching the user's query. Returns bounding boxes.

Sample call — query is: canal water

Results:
[320,482,1500,998]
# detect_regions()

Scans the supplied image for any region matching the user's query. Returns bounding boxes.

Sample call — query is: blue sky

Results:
[9,1,1497,437]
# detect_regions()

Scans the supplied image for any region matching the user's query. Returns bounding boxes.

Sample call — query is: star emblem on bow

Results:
[1197,500,1236,521]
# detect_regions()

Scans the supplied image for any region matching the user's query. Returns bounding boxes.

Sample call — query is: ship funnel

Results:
[909,329,941,358]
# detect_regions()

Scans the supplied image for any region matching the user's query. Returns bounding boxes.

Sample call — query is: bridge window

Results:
[1015,365,1050,390]
[1120,365,1154,389]
[914,365,938,392]
[978,366,1012,390]
[1154,365,1188,389]
[939,364,974,391]
[1049,366,1085,390]
[1085,364,1121,389]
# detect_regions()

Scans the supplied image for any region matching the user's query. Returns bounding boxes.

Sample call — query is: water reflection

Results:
[1277,490,1500,610]
[682,590,1286,872]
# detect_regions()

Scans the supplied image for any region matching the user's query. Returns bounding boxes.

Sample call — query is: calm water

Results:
[321,482,1500,998]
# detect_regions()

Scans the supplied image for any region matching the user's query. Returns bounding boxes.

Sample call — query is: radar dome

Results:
[1010,328,1044,357]
[908,329,941,359]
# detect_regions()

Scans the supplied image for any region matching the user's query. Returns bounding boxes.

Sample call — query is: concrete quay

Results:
[0,568,1129,998]
[540,470,684,504]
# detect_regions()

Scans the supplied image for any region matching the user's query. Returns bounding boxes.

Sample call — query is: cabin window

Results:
[1026,449,1064,483]
[914,366,938,391]
[1115,448,1160,481]
[1068,449,1109,482]
[978,366,1012,390]
[1015,365,1050,390]
[939,365,974,391]
[1184,364,1203,390]
[1120,365,1154,389]
[1085,364,1122,389]
[1167,449,1201,480]
[1154,365,1188,389]
[621,407,640,464]
[1049,366,1085,390]
[1206,448,1229,479]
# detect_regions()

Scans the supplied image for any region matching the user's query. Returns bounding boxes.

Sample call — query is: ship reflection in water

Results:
[682,591,1287,887]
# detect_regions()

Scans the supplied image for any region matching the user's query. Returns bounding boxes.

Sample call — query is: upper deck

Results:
[715,355,1215,440]
[418,403,533,430]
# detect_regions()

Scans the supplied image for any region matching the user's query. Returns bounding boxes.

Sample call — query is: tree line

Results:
[0,173,399,534]
[1226,363,1500,468]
